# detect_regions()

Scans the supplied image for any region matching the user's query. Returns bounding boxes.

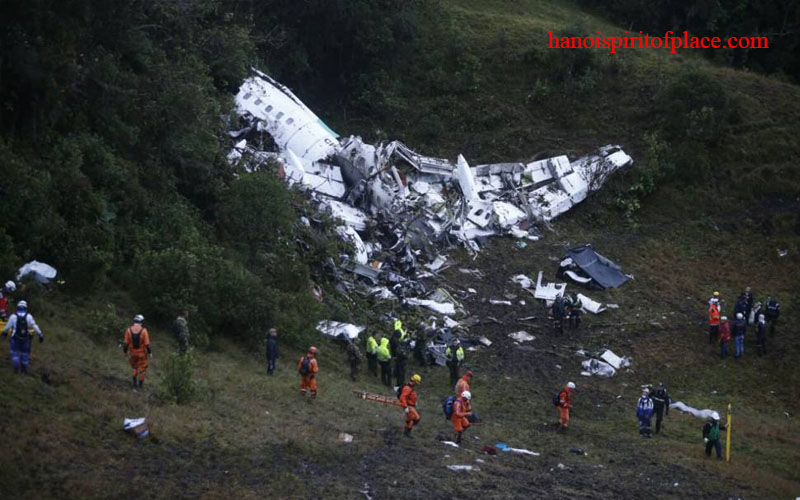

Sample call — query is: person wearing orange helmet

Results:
[297,346,319,398]
[123,314,151,389]
[399,374,422,437]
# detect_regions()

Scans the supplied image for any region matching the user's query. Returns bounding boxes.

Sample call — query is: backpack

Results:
[552,390,562,407]
[15,313,29,338]
[298,356,311,375]
[397,383,411,399]
[443,395,456,420]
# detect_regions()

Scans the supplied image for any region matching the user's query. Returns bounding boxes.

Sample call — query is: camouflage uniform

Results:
[172,315,189,355]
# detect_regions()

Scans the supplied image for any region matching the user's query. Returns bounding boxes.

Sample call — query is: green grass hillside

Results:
[1,0,799,499]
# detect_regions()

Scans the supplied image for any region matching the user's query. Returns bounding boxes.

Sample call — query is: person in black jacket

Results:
[266,328,279,375]
[756,314,767,356]
[764,296,780,336]
[651,382,670,434]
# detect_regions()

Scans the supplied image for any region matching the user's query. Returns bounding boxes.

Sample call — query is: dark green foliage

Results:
[0,0,349,347]
[577,0,800,82]
[85,304,128,345]
[162,351,197,404]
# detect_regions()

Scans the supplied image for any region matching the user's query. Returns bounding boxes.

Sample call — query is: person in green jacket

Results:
[366,333,379,377]
[376,336,392,387]
[702,412,726,459]
[445,339,464,387]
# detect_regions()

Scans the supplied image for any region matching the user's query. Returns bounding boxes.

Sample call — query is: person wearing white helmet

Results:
[702,411,726,459]
[636,387,654,438]
[556,382,576,431]
[451,390,473,444]
[733,312,746,359]
[123,314,152,389]
[2,300,44,374]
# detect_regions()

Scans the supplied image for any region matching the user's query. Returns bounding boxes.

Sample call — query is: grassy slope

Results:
[1,0,800,498]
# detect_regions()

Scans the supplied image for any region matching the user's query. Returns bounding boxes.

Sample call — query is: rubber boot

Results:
[455,432,463,444]
[311,390,317,399]
[404,429,412,438]
[132,376,138,388]
[138,379,144,389]
[21,364,27,374]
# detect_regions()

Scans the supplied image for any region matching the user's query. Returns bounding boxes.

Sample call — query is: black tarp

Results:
[562,245,630,289]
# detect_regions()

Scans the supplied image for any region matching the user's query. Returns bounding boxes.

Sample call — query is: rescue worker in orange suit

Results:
[708,296,721,345]
[452,390,473,444]
[558,381,576,431]
[399,373,422,437]
[123,314,152,389]
[297,346,319,398]
[455,370,472,397]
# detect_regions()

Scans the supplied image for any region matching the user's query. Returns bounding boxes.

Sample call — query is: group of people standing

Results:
[708,288,780,359]
[635,383,671,437]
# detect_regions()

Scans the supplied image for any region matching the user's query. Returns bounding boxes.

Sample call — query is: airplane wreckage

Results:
[227,69,633,360]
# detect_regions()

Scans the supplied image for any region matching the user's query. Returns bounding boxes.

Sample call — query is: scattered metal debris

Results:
[317,321,365,340]
[508,331,536,343]
[230,70,634,353]
[558,245,631,289]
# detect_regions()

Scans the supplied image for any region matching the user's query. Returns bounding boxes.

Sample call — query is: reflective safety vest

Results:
[394,320,407,341]
[376,338,391,362]
[366,335,378,354]
[446,346,464,362]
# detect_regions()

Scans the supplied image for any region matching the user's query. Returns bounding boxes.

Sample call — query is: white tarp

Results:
[316,320,365,340]
[17,261,57,284]
[670,401,717,420]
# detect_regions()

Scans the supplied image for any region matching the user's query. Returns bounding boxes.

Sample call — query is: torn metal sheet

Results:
[533,271,566,301]
[581,358,616,378]
[405,298,456,316]
[456,155,480,201]
[560,245,630,289]
[510,274,534,289]
[508,331,535,342]
[317,320,365,340]
[599,350,624,369]
[336,226,368,265]
[320,200,369,231]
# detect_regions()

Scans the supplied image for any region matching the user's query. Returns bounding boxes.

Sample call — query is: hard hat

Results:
[713,291,720,297]
[411,373,422,384]
[4,280,15,292]
[17,300,27,310]
[567,381,576,390]
[642,387,650,395]
[758,314,765,322]
[133,314,144,323]
[461,391,471,400]
[736,312,743,320]
[711,412,720,421]
[721,316,727,321]
[309,346,318,354]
